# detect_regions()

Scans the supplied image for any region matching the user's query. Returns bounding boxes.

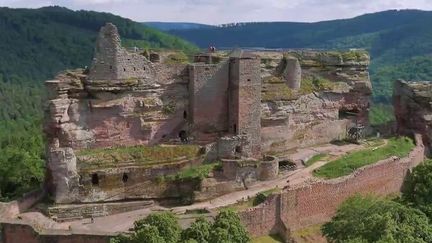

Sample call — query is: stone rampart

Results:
[1,221,113,243]
[0,190,44,220]
[239,134,425,240]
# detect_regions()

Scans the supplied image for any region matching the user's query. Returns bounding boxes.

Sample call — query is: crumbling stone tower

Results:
[283,56,301,89]
[88,23,152,80]
[229,52,262,158]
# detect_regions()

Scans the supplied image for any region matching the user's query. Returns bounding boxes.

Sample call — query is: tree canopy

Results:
[111,210,250,243]
[322,195,432,243]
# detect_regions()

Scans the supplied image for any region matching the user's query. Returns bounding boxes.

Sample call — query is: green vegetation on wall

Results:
[313,137,414,179]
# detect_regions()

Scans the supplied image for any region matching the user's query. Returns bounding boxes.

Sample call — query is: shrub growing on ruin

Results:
[253,192,267,206]
[322,195,432,243]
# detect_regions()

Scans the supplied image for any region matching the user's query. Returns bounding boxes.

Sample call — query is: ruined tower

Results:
[228,51,262,158]
[283,56,302,90]
[88,23,152,80]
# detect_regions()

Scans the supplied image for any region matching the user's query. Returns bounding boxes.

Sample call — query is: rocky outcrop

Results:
[394,80,432,146]
[257,50,371,152]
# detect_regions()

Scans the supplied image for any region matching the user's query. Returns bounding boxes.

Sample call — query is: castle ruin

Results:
[43,23,372,205]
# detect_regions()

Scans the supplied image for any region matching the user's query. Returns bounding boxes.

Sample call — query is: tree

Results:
[322,195,432,243]
[134,212,181,243]
[402,159,432,219]
[181,217,211,243]
[110,225,165,243]
[209,210,250,243]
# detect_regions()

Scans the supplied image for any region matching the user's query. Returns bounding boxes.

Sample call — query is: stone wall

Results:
[0,190,44,220]
[229,55,262,158]
[188,62,229,134]
[47,201,153,222]
[239,134,425,239]
[88,23,153,81]
[1,222,112,243]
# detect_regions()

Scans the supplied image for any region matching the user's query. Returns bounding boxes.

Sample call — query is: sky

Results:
[1,0,432,24]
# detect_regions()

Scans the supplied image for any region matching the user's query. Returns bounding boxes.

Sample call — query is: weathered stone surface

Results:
[394,80,432,146]
[257,50,371,153]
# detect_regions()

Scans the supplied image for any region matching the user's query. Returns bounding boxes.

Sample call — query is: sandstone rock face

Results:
[394,80,432,146]
[257,50,371,153]
[44,23,372,204]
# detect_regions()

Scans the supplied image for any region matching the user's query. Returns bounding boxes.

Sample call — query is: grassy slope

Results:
[313,137,414,179]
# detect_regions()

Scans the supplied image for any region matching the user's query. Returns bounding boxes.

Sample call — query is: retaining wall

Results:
[239,134,425,240]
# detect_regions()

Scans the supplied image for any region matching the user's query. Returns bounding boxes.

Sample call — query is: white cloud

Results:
[1,0,432,24]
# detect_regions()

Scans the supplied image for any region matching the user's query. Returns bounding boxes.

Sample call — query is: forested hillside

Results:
[144,22,213,31]
[0,6,198,200]
[169,9,432,103]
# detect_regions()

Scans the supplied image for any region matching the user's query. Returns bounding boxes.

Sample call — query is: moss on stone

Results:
[301,75,335,94]
[162,102,176,114]
[262,76,296,101]
[163,161,221,182]
[164,51,189,64]
[77,145,201,170]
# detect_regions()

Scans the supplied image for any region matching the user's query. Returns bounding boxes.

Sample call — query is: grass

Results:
[252,234,284,243]
[305,153,328,167]
[220,188,281,211]
[300,75,335,94]
[291,224,324,243]
[77,145,201,169]
[262,74,335,101]
[313,137,414,179]
[164,162,221,182]
[164,51,189,64]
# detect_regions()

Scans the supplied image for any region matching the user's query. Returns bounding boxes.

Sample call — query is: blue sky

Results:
[1,0,432,24]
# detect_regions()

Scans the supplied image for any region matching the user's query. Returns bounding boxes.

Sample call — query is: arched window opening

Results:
[183,110,188,119]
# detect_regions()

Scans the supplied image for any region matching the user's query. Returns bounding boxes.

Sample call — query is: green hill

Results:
[0,6,198,200]
[169,9,432,103]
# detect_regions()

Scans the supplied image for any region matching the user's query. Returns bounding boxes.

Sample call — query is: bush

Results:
[322,195,432,243]
[209,210,250,243]
[253,192,267,206]
[181,217,211,243]
[402,159,432,219]
[112,209,250,243]
[134,212,181,243]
